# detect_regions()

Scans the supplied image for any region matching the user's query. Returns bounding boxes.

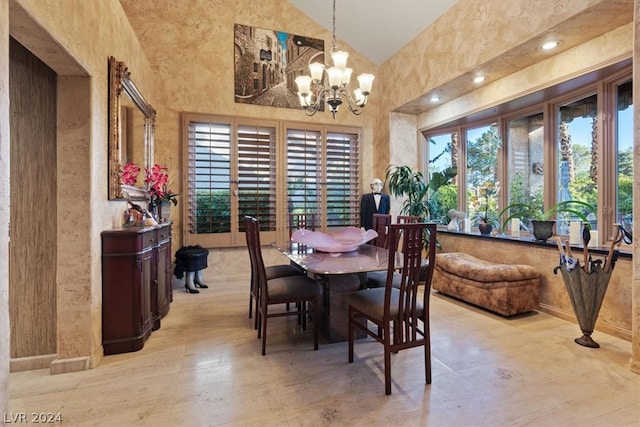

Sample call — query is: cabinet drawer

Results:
[158,228,171,242]
[142,230,157,248]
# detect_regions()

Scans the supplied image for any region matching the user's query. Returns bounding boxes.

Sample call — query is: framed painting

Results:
[234,24,325,111]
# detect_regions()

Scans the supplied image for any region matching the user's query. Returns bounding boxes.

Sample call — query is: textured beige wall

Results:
[1,0,11,415]
[418,23,633,131]
[375,0,632,173]
[380,0,631,113]
[7,0,157,373]
[119,0,381,248]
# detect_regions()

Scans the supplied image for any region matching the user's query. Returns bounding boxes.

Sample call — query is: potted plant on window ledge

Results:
[498,200,596,241]
[470,181,501,235]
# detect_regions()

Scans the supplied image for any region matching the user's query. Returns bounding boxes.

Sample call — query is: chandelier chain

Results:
[331,0,337,51]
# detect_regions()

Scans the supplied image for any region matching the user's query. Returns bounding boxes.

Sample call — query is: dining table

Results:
[273,240,401,343]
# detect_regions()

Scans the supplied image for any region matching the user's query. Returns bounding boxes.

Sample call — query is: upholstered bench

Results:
[432,252,540,316]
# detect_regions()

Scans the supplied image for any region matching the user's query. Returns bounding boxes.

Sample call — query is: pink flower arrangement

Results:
[121,162,141,186]
[145,163,178,206]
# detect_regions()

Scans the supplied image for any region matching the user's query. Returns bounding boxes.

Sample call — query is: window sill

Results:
[437,226,632,259]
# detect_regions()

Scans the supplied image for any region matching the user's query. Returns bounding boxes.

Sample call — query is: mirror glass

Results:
[108,56,156,200]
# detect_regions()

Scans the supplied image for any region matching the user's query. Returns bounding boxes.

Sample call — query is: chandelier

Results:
[294,0,375,118]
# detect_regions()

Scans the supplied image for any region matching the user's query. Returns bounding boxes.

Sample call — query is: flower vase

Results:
[159,200,172,222]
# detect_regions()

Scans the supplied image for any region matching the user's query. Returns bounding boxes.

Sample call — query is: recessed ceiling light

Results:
[473,76,486,84]
[541,40,560,50]
[430,96,440,103]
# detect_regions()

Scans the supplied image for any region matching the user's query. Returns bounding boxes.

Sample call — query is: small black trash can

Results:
[174,245,209,279]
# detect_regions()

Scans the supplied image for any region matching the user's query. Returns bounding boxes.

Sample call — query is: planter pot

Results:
[478,223,493,235]
[532,220,555,241]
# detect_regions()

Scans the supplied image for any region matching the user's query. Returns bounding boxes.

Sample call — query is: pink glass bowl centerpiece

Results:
[291,227,378,253]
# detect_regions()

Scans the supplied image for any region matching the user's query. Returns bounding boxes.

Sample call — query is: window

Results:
[287,127,321,217]
[615,80,632,231]
[187,118,232,238]
[286,126,360,229]
[557,93,598,234]
[426,132,458,224]
[183,113,361,247]
[506,112,544,218]
[183,114,277,247]
[237,124,277,230]
[422,61,631,244]
[465,123,501,226]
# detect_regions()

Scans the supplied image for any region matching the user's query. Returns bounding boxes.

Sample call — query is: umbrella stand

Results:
[553,224,628,348]
[559,264,612,348]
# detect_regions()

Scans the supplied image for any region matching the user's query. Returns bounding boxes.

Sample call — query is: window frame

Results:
[420,63,632,246]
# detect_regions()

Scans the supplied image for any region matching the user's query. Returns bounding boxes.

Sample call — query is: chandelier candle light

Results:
[295,0,374,118]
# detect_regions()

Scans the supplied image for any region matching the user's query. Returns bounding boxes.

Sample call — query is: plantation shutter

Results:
[325,131,360,227]
[182,113,361,247]
[186,119,232,240]
[237,123,276,232]
[286,126,360,229]
[286,128,321,218]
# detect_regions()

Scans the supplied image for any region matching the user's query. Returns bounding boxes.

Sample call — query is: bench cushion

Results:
[436,252,539,283]
[433,252,540,316]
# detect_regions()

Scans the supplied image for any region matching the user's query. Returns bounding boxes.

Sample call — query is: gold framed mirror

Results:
[108,56,156,200]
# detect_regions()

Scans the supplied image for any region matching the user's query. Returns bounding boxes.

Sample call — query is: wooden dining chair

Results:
[371,213,392,248]
[245,216,322,355]
[244,216,304,329]
[347,222,437,395]
[288,212,319,239]
[367,214,421,288]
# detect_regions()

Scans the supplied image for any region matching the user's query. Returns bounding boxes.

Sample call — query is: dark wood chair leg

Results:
[348,308,354,363]
[261,307,268,356]
[313,298,319,350]
[384,343,392,395]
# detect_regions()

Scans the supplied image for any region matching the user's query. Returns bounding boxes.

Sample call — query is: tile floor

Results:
[8,270,640,426]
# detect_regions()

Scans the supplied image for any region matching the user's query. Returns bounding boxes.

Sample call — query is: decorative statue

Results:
[360,178,391,230]
[447,209,466,231]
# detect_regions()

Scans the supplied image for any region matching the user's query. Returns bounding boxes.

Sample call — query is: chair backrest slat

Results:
[396,215,421,224]
[371,214,392,248]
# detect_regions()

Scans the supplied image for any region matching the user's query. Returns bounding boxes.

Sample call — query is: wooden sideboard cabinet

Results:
[101,222,172,355]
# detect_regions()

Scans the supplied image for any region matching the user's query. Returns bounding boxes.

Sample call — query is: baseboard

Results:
[10,354,56,372]
[538,303,631,342]
[49,356,90,375]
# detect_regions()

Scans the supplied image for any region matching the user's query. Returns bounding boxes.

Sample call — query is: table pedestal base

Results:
[312,272,367,343]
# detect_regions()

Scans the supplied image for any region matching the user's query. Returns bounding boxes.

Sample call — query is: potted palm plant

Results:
[498,200,596,241]
[385,164,457,220]
[385,164,457,281]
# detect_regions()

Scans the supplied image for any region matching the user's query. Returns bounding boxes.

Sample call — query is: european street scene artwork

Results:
[234,23,325,111]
